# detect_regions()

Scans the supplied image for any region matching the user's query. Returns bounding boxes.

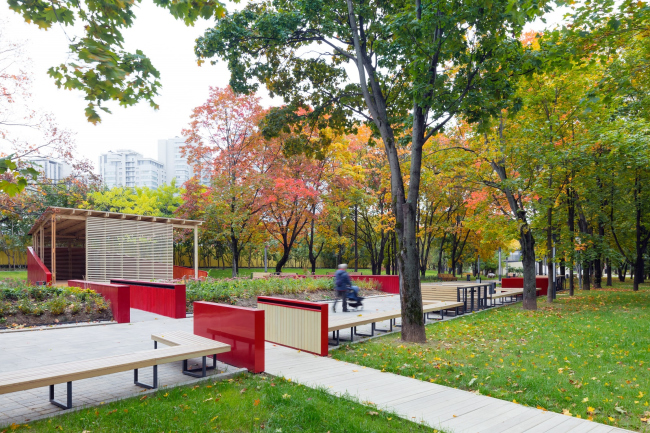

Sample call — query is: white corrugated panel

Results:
[86,217,173,282]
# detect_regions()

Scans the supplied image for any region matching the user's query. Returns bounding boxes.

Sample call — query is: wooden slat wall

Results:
[86,217,173,282]
[258,304,322,354]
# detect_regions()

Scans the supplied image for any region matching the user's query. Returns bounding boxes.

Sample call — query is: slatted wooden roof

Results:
[28,207,203,239]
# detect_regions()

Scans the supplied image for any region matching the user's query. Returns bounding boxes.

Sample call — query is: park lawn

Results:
[331,281,650,432]
[0,270,27,280]
[3,375,436,433]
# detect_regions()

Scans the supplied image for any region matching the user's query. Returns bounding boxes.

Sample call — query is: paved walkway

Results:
[265,343,632,433]
[0,309,245,425]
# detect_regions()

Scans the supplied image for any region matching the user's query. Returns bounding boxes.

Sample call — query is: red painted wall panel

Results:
[26,247,52,285]
[257,296,329,357]
[110,279,186,319]
[68,280,130,323]
[502,277,548,296]
[193,301,265,373]
[173,266,208,280]
[352,275,400,294]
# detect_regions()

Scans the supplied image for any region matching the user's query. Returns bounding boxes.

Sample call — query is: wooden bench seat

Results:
[328,302,463,345]
[0,331,230,410]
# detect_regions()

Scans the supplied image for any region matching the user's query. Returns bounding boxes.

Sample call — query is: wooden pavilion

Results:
[27,207,203,284]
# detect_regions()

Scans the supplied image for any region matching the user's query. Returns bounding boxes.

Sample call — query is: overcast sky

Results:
[1,3,566,173]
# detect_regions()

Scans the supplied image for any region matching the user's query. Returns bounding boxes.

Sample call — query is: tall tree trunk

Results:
[230,232,239,278]
[634,175,643,291]
[521,227,537,310]
[567,187,575,296]
[582,262,591,290]
[437,234,446,274]
[547,205,554,303]
[606,258,612,286]
[354,205,358,272]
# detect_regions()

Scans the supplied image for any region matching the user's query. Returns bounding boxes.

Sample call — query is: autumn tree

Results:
[181,87,272,277]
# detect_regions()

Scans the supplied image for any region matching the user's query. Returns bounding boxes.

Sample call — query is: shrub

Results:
[17,298,34,315]
[46,296,68,315]
[69,302,81,314]
[185,276,378,305]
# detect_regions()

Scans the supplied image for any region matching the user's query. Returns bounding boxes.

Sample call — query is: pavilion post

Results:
[194,226,198,279]
[51,215,57,283]
[40,227,44,260]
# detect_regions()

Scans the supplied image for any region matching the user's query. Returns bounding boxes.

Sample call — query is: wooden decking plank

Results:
[480,410,563,433]
[461,404,532,433]
[518,414,576,432]
[442,399,529,431]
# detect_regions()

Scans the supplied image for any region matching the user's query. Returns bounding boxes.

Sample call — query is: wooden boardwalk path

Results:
[265,343,632,433]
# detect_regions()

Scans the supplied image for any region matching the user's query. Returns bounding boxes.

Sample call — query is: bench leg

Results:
[183,356,208,378]
[354,322,375,337]
[134,364,158,389]
[375,319,393,333]
[328,330,341,346]
[49,381,72,409]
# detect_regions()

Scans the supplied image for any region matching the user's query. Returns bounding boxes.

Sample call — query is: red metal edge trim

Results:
[257,296,324,311]
[265,340,324,357]
[320,303,329,356]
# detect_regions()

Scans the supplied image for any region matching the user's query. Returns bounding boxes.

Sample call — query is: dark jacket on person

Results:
[334,269,352,291]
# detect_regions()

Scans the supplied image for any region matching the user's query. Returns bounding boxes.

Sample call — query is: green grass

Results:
[331,281,650,432]
[0,270,27,280]
[4,375,435,433]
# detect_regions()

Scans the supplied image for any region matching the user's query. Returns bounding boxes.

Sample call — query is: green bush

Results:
[185,277,377,305]
[17,298,34,314]
[46,295,68,315]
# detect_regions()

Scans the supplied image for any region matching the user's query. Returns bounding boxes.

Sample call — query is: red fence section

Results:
[26,247,52,285]
[110,279,186,319]
[194,301,265,373]
[352,275,400,294]
[68,280,131,323]
[502,277,548,296]
[173,266,208,280]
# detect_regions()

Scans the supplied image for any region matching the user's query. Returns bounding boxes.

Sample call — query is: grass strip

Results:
[2,374,439,433]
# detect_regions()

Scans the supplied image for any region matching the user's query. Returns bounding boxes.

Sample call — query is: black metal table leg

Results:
[134,365,158,389]
[49,381,72,409]
[183,356,208,378]
[354,322,375,337]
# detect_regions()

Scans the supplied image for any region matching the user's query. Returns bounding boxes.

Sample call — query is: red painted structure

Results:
[110,279,186,319]
[26,247,52,285]
[68,280,131,323]
[193,301,265,373]
[173,266,208,280]
[351,275,399,294]
[502,277,548,296]
[257,296,329,356]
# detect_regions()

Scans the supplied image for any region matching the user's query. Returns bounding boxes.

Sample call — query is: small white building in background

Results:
[27,157,72,182]
[99,149,166,189]
[158,137,210,186]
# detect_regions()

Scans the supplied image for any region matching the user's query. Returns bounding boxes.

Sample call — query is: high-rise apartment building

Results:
[27,157,72,182]
[99,149,166,189]
[158,137,209,186]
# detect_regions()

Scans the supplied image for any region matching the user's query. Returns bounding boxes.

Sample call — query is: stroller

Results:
[332,286,364,312]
